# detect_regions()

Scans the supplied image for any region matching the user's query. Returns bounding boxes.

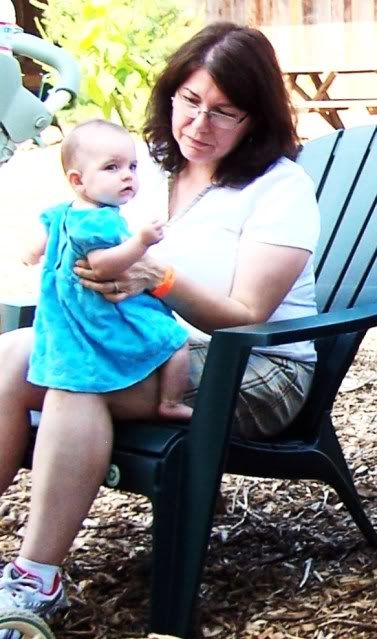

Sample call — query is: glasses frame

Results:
[171,93,248,130]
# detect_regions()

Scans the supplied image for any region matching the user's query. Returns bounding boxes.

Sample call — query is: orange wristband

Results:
[151,266,176,298]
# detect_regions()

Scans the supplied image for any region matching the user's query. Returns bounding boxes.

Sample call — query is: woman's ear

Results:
[66,169,83,191]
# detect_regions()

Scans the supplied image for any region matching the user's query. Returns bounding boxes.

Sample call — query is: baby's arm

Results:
[21,223,48,265]
[87,220,164,280]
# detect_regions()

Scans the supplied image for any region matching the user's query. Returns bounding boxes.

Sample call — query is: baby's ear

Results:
[66,169,83,190]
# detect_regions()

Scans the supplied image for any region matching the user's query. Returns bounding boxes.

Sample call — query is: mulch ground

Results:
[1,345,377,639]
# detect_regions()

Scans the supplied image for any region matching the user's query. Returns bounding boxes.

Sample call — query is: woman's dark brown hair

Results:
[143,21,299,187]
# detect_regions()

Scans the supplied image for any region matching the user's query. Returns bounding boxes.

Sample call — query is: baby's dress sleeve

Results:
[39,205,62,233]
[68,206,131,257]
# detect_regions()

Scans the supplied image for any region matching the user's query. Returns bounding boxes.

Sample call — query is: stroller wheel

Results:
[0,609,55,639]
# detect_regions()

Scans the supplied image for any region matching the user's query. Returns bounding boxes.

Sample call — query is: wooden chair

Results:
[2,124,377,639]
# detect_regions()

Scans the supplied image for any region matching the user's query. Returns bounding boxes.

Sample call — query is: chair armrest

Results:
[191,302,377,437]
[0,300,36,333]
[190,302,377,440]
[214,302,377,348]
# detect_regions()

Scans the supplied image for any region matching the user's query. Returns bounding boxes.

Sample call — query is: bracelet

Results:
[151,266,176,298]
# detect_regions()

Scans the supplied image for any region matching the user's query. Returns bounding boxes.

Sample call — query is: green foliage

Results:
[30,0,203,132]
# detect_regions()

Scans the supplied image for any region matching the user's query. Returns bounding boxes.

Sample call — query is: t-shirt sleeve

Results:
[242,164,320,253]
[69,207,130,256]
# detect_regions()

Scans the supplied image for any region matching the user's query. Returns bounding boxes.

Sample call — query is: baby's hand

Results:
[140,220,164,246]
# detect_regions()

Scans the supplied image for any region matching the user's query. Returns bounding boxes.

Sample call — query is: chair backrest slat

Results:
[297,130,340,190]
[329,209,377,309]
[297,125,377,313]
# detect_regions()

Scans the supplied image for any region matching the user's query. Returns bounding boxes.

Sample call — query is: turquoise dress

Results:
[27,203,188,392]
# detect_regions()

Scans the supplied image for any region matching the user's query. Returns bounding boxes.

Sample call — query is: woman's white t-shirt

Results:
[124,146,320,362]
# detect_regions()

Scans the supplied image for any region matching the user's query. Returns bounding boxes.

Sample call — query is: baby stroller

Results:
[0,1,79,636]
[0,610,55,639]
[0,0,79,164]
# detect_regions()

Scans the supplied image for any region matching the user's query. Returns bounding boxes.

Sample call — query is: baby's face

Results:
[78,130,139,207]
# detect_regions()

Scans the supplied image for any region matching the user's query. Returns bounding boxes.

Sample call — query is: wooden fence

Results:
[260,21,377,70]
[204,0,377,25]
[248,0,377,26]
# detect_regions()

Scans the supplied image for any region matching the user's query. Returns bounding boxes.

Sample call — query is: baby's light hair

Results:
[61,119,130,174]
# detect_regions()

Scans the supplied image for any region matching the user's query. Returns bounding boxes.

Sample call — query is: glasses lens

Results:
[174,94,241,130]
[209,113,238,130]
[183,103,199,118]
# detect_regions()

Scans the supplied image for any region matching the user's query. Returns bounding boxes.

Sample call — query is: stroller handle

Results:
[12,32,80,113]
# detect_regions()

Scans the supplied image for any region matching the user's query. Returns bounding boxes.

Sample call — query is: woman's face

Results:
[171,68,251,172]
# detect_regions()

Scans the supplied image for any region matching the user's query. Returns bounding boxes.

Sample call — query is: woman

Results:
[0,21,319,620]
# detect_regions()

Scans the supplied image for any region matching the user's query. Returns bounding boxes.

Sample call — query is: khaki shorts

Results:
[183,341,315,440]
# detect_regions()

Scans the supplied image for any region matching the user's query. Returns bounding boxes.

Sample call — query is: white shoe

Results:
[0,563,68,639]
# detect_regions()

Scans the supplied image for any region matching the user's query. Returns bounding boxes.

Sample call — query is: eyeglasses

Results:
[171,93,248,131]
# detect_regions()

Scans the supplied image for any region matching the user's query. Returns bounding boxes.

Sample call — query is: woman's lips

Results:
[185,136,211,149]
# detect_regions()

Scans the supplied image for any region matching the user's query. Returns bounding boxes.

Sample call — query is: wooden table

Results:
[260,23,377,129]
[284,66,377,129]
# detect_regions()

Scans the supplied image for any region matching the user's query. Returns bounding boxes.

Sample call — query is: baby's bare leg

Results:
[159,342,192,420]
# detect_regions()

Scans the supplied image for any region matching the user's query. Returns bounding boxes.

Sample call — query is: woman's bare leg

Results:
[20,374,161,565]
[0,328,45,494]
[20,390,113,564]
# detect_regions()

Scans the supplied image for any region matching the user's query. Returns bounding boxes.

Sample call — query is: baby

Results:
[23,119,191,420]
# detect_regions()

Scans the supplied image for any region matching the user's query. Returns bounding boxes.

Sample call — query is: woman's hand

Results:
[74,255,166,302]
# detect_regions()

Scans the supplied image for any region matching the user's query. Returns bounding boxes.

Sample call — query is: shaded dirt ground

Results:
[1,345,377,639]
[1,116,377,638]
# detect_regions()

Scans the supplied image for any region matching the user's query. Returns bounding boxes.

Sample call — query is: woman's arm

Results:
[163,239,310,333]
[21,224,48,265]
[75,237,310,334]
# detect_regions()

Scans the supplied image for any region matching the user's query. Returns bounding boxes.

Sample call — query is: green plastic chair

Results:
[5,124,377,639]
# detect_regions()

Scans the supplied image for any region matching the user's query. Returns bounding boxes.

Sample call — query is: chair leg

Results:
[149,446,211,639]
[329,470,377,546]
[148,444,186,636]
[318,416,377,546]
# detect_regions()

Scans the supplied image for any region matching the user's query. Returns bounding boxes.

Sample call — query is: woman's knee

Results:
[234,356,315,439]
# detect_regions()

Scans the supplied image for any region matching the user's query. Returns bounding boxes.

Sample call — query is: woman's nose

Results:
[190,110,211,132]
